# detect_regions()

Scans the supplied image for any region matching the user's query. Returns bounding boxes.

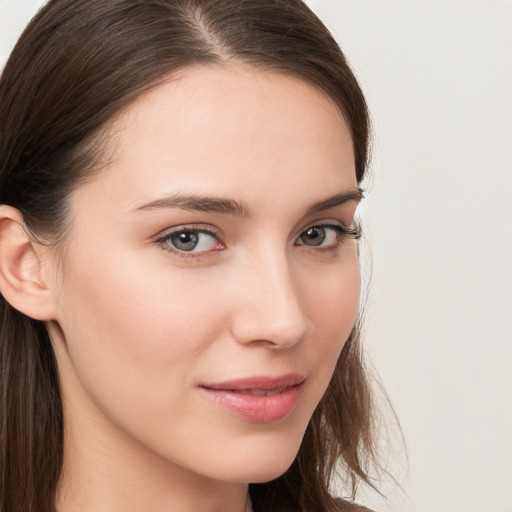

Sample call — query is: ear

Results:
[0,205,58,321]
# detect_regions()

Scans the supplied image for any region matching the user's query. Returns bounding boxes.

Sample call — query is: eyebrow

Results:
[132,187,364,217]
[304,187,364,215]
[133,193,251,217]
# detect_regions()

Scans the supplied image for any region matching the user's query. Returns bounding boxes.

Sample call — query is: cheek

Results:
[306,247,360,344]
[297,244,361,408]
[55,249,227,422]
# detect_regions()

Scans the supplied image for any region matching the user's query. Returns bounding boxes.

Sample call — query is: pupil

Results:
[172,232,199,251]
[303,227,325,246]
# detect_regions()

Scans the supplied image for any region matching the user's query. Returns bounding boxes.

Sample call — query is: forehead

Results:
[73,64,356,216]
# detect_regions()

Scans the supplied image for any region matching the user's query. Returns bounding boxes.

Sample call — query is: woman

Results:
[0,1,379,511]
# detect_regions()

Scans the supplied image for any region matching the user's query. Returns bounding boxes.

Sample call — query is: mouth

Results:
[232,387,290,396]
[199,373,305,424]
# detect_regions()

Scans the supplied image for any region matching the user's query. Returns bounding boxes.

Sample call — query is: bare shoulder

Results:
[334,497,376,512]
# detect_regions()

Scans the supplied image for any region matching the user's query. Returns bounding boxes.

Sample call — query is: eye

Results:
[156,227,223,254]
[297,225,338,247]
[295,223,361,249]
[298,226,331,247]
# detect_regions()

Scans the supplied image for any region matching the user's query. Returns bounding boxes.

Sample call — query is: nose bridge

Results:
[230,242,311,348]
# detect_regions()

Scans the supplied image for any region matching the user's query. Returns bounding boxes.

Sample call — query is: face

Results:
[49,65,361,486]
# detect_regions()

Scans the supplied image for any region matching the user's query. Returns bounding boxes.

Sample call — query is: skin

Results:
[36,65,362,512]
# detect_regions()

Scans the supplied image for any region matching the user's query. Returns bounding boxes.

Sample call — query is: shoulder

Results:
[333,497,376,512]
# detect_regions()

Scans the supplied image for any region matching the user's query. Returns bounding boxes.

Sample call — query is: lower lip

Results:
[201,384,303,424]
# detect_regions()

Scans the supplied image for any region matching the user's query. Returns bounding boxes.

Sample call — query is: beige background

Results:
[2,1,511,511]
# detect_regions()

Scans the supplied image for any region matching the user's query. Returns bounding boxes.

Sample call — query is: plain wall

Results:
[305,2,512,511]
[1,1,511,511]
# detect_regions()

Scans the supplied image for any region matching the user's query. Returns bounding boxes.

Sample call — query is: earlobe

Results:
[0,205,58,321]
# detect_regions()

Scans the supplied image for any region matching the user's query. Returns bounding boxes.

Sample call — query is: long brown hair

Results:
[0,1,376,511]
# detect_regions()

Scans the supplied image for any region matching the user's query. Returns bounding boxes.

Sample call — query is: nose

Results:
[228,249,313,349]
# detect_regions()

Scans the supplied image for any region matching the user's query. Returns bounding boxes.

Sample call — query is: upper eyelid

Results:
[302,219,348,230]
[154,223,222,240]
[299,219,357,234]
[301,220,362,240]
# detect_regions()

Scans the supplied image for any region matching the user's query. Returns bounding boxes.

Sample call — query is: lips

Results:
[200,373,305,423]
[200,373,305,424]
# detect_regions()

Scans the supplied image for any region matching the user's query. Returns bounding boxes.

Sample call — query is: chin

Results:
[245,464,294,484]
[214,433,304,484]
[226,460,296,484]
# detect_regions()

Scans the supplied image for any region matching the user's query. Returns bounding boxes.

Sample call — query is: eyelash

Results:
[154,221,361,259]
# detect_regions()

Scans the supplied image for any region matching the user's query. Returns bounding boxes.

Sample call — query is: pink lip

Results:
[200,373,305,424]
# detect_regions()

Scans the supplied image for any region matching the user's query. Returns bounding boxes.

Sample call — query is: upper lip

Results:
[200,373,305,391]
